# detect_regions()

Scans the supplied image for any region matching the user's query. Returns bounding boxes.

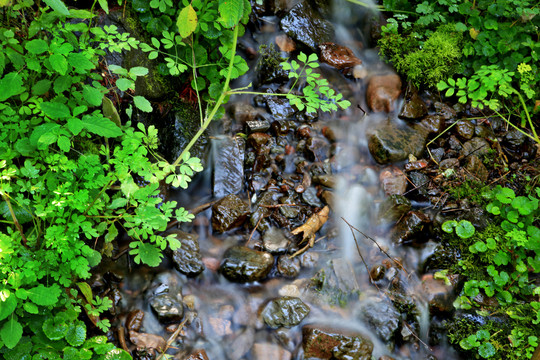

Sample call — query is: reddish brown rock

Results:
[319,42,362,70]
[275,34,296,52]
[366,74,402,112]
[380,167,408,195]
[253,342,292,360]
[302,324,373,360]
[185,349,210,360]
[420,273,459,314]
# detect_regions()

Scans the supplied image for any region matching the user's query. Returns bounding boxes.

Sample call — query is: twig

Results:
[260,203,298,208]
[403,321,432,351]
[343,219,380,290]
[156,318,188,360]
[165,200,216,230]
[1,191,28,248]
[247,215,264,246]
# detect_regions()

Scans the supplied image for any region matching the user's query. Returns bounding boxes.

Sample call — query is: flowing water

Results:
[112,1,463,359]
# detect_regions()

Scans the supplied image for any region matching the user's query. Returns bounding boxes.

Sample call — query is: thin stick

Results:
[403,322,432,351]
[260,203,298,208]
[156,318,188,360]
[246,215,264,246]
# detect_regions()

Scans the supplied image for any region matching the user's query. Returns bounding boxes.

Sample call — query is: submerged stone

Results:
[149,294,184,322]
[302,324,373,360]
[399,87,427,119]
[366,74,402,113]
[359,299,401,342]
[170,230,205,277]
[319,42,362,70]
[378,195,411,223]
[219,245,274,283]
[261,296,310,328]
[212,136,245,198]
[391,211,431,245]
[212,195,250,233]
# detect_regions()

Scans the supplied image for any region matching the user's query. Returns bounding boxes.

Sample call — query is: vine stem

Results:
[171,25,240,169]
[0,191,28,248]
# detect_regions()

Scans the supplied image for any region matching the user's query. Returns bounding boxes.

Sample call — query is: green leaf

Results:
[177,4,198,38]
[43,318,68,340]
[478,342,496,358]
[130,242,163,267]
[116,78,133,92]
[67,117,84,135]
[30,123,61,148]
[129,67,148,77]
[81,115,123,138]
[43,0,70,15]
[57,136,71,152]
[97,0,109,13]
[23,302,39,314]
[68,52,95,74]
[41,101,71,118]
[105,223,119,243]
[218,0,243,28]
[65,322,86,347]
[102,97,121,127]
[25,39,49,54]
[76,282,93,304]
[28,284,61,306]
[103,348,132,360]
[0,317,23,349]
[441,220,457,233]
[0,293,17,321]
[0,72,25,101]
[50,53,68,75]
[133,96,153,112]
[456,220,475,238]
[32,79,52,96]
[82,85,103,107]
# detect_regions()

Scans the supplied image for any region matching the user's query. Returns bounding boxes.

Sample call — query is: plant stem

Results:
[513,89,539,144]
[1,191,28,248]
[171,25,240,169]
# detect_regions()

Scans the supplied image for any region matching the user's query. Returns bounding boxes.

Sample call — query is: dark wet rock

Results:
[448,135,462,152]
[421,274,459,314]
[246,119,271,133]
[408,171,430,198]
[319,42,362,70]
[378,195,411,223]
[359,299,401,342]
[366,74,402,112]
[419,115,444,134]
[261,296,310,328]
[149,294,184,322]
[430,147,445,163]
[302,186,324,207]
[271,120,292,136]
[126,310,145,333]
[307,259,360,306]
[313,174,336,188]
[369,265,386,282]
[267,97,296,119]
[256,43,289,86]
[296,124,313,139]
[420,241,460,273]
[250,191,280,232]
[280,2,335,51]
[504,128,527,148]
[231,103,259,124]
[455,120,475,140]
[277,256,301,278]
[248,132,273,154]
[170,230,205,277]
[129,331,167,354]
[252,342,292,360]
[219,245,274,283]
[465,155,489,182]
[305,136,331,162]
[212,194,250,233]
[392,211,431,244]
[462,207,490,230]
[368,119,429,164]
[439,158,459,170]
[185,349,210,360]
[460,137,491,158]
[399,87,427,119]
[380,167,407,195]
[263,227,291,253]
[279,194,301,218]
[213,136,245,198]
[302,324,374,360]
[434,101,457,120]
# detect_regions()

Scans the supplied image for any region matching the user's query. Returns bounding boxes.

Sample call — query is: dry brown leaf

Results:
[129,331,167,354]
[290,206,329,258]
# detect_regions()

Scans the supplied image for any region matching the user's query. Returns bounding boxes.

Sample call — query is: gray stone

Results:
[263,227,291,253]
[261,296,310,328]
[212,194,250,233]
[212,136,245,198]
[359,299,400,342]
[149,294,184,322]
[170,231,205,277]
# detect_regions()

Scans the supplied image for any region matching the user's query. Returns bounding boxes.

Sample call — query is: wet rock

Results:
[419,115,444,134]
[448,135,462,152]
[369,265,386,282]
[271,120,292,136]
[460,137,491,158]
[366,74,402,112]
[231,103,259,124]
[248,132,273,154]
[212,194,250,233]
[126,310,145,333]
[359,299,400,342]
[434,101,457,120]
[246,119,271,133]
[392,211,431,244]
[185,349,210,360]
[267,97,296,119]
[319,42,362,70]
[399,87,427,119]
[261,296,310,328]
[275,34,296,52]
[455,120,475,140]
[421,273,458,314]
[430,147,445,164]
[368,119,429,164]
[129,331,166,354]
[302,186,324,207]
[170,230,205,277]
[307,259,360,306]
[302,324,374,360]
[465,155,489,182]
[263,227,291,253]
[257,44,289,85]
[213,136,245,198]
[279,194,301,218]
[380,167,407,195]
[305,136,330,161]
[219,245,274,283]
[280,2,335,51]
[229,328,255,360]
[277,255,301,278]
[313,174,336,188]
[404,159,429,172]
[378,195,411,223]
[504,128,527,148]
[408,171,430,198]
[420,241,460,273]
[149,294,184,322]
[439,158,459,170]
[253,342,292,360]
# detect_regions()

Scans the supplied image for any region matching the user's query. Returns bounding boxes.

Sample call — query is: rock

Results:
[366,74,402,112]
[212,136,245,198]
[408,171,430,198]
[246,119,271,133]
[430,147,445,163]
[359,298,401,342]
[261,296,310,328]
[277,255,301,278]
[439,158,459,170]
[252,342,292,360]
[125,310,145,333]
[231,103,259,124]
[319,42,362,70]
[307,259,360,306]
[434,101,457,120]
[305,136,330,162]
[229,328,255,360]
[263,227,291,253]
[368,119,429,164]
[170,230,205,277]
[380,167,407,195]
[219,245,274,283]
[267,97,296,119]
[391,211,431,244]
[129,331,166,354]
[275,34,296,52]
[369,265,386,282]
[455,120,475,140]
[212,194,250,233]
[280,1,335,51]
[460,137,491,158]
[421,273,459,314]
[313,174,336,188]
[399,87,427,119]
[302,186,324,207]
[420,241,460,273]
[149,294,184,322]
[419,115,444,134]
[248,132,273,155]
[378,195,411,223]
[279,194,301,218]
[465,155,489,182]
[185,349,210,360]
[256,43,289,85]
[302,324,373,360]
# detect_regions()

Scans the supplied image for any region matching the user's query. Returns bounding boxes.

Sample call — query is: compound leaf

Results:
[218,0,243,28]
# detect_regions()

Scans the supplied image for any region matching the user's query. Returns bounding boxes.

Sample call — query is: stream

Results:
[102,1,465,359]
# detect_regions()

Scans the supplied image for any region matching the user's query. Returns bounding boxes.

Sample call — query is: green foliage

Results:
[442,185,540,359]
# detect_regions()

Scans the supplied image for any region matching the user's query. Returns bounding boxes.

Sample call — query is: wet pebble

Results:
[261,296,310,328]
[125,309,145,333]
[170,230,205,277]
[419,115,444,134]
[455,119,475,140]
[399,86,427,119]
[391,210,431,245]
[359,298,400,342]
[185,349,210,360]
[149,293,184,322]
[302,324,373,360]
[277,255,301,278]
[212,194,250,233]
[267,97,296,119]
[302,186,324,207]
[434,101,457,120]
[319,42,362,70]
[219,245,274,283]
[380,167,407,195]
[439,158,459,170]
[465,155,489,182]
[421,273,459,314]
[263,227,291,253]
[366,74,402,112]
[460,137,491,158]
[378,195,411,223]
